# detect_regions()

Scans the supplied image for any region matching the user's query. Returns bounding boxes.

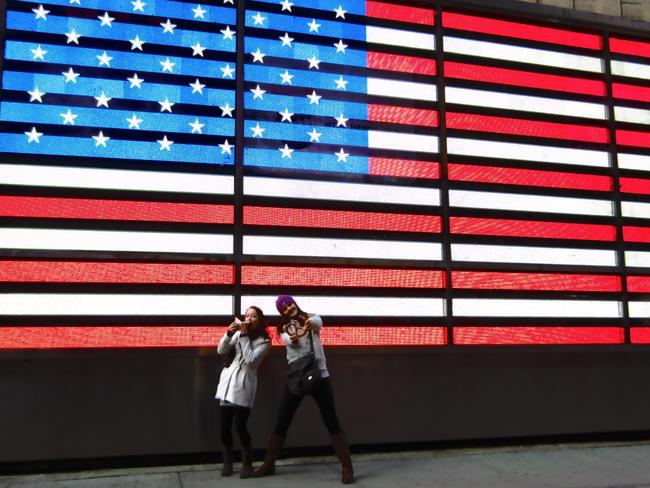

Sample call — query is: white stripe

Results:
[454,298,621,318]
[618,153,650,172]
[242,295,444,317]
[0,294,232,315]
[244,177,439,206]
[629,301,650,318]
[367,78,437,101]
[449,190,614,216]
[615,106,650,125]
[446,87,607,120]
[368,130,438,153]
[622,201,650,219]
[444,36,603,73]
[244,235,442,261]
[0,164,234,195]
[452,244,617,266]
[626,251,650,268]
[611,60,650,80]
[0,228,233,254]
[366,26,435,50]
[447,137,610,168]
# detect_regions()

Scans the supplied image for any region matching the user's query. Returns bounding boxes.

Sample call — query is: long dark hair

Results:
[276,304,308,336]
[247,305,270,341]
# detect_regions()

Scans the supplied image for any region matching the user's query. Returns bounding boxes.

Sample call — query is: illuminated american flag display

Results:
[0,0,649,348]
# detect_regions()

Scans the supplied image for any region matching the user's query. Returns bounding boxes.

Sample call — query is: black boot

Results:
[240,446,254,479]
[253,432,284,477]
[331,432,354,484]
[220,445,234,477]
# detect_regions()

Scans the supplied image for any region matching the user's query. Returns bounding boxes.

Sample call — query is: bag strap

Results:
[308,330,315,353]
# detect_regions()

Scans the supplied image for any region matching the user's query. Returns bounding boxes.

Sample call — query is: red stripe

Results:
[620,177,650,195]
[453,327,624,345]
[610,37,650,59]
[0,261,234,284]
[444,61,606,97]
[631,328,650,344]
[617,129,650,148]
[369,158,439,179]
[367,51,436,76]
[268,327,446,346]
[368,104,438,127]
[443,12,602,50]
[243,206,442,233]
[446,112,610,144]
[366,1,434,26]
[623,226,650,243]
[450,217,617,241]
[452,271,621,292]
[0,196,234,224]
[448,163,612,191]
[628,276,650,293]
[242,265,445,288]
[613,83,650,103]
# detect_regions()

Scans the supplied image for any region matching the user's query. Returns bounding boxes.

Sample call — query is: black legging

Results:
[220,405,252,447]
[274,377,342,437]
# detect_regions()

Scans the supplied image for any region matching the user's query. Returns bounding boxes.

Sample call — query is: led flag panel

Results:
[1,0,649,349]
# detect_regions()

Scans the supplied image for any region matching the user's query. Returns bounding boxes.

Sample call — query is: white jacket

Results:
[280,314,329,378]
[215,331,271,408]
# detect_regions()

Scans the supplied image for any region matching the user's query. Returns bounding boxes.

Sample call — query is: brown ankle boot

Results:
[331,432,354,484]
[253,432,284,477]
[240,446,253,479]
[220,445,234,477]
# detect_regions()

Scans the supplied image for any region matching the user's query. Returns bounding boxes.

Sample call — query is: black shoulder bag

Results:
[286,331,322,396]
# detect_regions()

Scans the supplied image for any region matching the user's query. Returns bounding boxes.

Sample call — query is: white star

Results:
[191,41,206,57]
[279,108,294,122]
[189,78,205,94]
[161,19,176,33]
[92,131,110,147]
[307,19,321,32]
[159,97,175,112]
[220,102,234,117]
[307,128,322,142]
[127,73,144,88]
[131,0,146,12]
[69,0,81,4]
[335,113,349,127]
[28,87,46,103]
[62,67,80,83]
[32,5,50,20]
[251,48,266,63]
[221,25,235,40]
[97,51,113,66]
[334,5,346,19]
[98,12,115,27]
[219,139,233,154]
[158,135,174,151]
[335,76,348,90]
[250,85,266,100]
[129,35,145,51]
[25,127,43,143]
[126,114,143,129]
[160,58,175,73]
[31,45,47,61]
[189,118,205,134]
[334,39,348,53]
[193,4,207,18]
[60,109,78,125]
[94,91,111,107]
[250,123,266,138]
[335,148,350,162]
[223,0,234,4]
[252,12,265,26]
[279,144,294,159]
[307,56,321,69]
[279,32,294,47]
[65,29,81,44]
[280,0,293,11]
[221,64,235,78]
[306,90,321,105]
[279,70,294,84]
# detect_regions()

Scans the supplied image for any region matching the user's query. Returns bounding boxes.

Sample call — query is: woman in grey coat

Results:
[216,305,271,478]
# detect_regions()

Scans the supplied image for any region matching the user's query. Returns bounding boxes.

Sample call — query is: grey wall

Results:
[517,0,650,22]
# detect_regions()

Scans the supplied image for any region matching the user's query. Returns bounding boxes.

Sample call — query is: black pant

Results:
[274,376,342,437]
[220,405,251,448]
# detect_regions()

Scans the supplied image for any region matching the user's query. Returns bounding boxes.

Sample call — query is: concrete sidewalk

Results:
[2,441,650,488]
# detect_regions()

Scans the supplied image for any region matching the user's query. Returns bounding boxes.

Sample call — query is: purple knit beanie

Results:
[275,295,296,313]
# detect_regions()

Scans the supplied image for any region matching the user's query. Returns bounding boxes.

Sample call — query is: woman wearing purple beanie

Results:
[254,295,354,484]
